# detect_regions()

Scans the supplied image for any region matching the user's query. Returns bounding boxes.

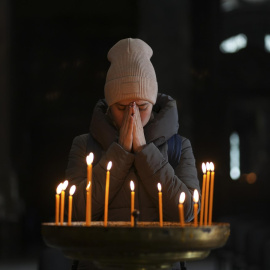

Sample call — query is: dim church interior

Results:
[1,0,270,269]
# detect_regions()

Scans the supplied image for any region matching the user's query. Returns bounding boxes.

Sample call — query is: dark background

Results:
[1,0,270,268]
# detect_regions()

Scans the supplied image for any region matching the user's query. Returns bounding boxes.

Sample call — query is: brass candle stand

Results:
[42,221,230,270]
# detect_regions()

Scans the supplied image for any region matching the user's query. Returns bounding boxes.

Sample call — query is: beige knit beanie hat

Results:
[104,38,158,106]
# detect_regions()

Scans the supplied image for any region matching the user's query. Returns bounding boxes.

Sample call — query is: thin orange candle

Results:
[200,163,207,226]
[86,153,94,226]
[104,161,112,227]
[208,162,215,225]
[130,180,135,227]
[60,180,69,225]
[86,153,94,186]
[178,192,185,227]
[193,189,199,227]
[157,183,163,227]
[55,183,62,225]
[85,182,91,226]
[68,185,76,226]
[204,162,210,225]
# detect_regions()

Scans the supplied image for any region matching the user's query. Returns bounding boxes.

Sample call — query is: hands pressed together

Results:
[118,102,146,153]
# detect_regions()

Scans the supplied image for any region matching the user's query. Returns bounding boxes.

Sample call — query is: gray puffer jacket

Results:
[66,93,200,223]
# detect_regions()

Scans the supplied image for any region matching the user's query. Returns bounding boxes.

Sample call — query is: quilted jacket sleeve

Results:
[134,137,200,222]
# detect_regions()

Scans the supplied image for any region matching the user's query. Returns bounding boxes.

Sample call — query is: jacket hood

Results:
[89,93,179,150]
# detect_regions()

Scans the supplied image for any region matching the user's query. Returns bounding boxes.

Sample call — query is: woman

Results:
[66,38,200,269]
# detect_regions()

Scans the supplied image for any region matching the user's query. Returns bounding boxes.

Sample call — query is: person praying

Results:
[65,38,200,270]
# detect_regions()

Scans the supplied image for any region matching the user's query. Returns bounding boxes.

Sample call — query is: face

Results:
[110,99,153,129]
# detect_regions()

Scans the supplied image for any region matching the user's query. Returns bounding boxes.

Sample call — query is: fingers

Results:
[122,105,130,128]
[127,113,134,139]
[118,101,146,153]
[133,104,142,129]
[119,103,134,152]
[126,105,134,133]
[132,103,146,153]
[130,102,135,116]
[132,104,139,135]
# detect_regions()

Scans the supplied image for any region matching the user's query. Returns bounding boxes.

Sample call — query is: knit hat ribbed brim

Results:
[104,38,158,106]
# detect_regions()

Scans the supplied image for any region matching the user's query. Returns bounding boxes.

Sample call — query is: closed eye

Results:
[117,105,126,111]
[138,104,148,111]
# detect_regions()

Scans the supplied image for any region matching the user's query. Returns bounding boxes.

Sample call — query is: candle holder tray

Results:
[42,221,230,270]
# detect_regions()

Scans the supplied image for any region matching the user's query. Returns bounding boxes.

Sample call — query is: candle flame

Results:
[56,183,63,194]
[157,183,162,192]
[193,189,199,203]
[107,161,112,171]
[130,180,135,191]
[210,162,215,171]
[86,182,91,190]
[62,180,69,190]
[206,162,211,171]
[69,185,76,196]
[202,162,206,174]
[86,152,94,165]
[179,192,185,204]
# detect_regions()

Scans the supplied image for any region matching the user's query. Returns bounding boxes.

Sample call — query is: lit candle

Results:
[85,182,91,226]
[178,192,185,227]
[55,183,62,225]
[68,185,76,226]
[130,180,135,227]
[86,153,94,187]
[204,162,210,225]
[193,189,199,227]
[200,163,207,226]
[104,161,112,227]
[157,183,163,227]
[60,180,69,225]
[86,152,94,226]
[208,162,215,225]
[86,153,94,226]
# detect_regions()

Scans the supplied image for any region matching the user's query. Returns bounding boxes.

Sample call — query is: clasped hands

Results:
[119,102,146,153]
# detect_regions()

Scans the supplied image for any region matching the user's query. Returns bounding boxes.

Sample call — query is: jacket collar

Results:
[90,93,179,150]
